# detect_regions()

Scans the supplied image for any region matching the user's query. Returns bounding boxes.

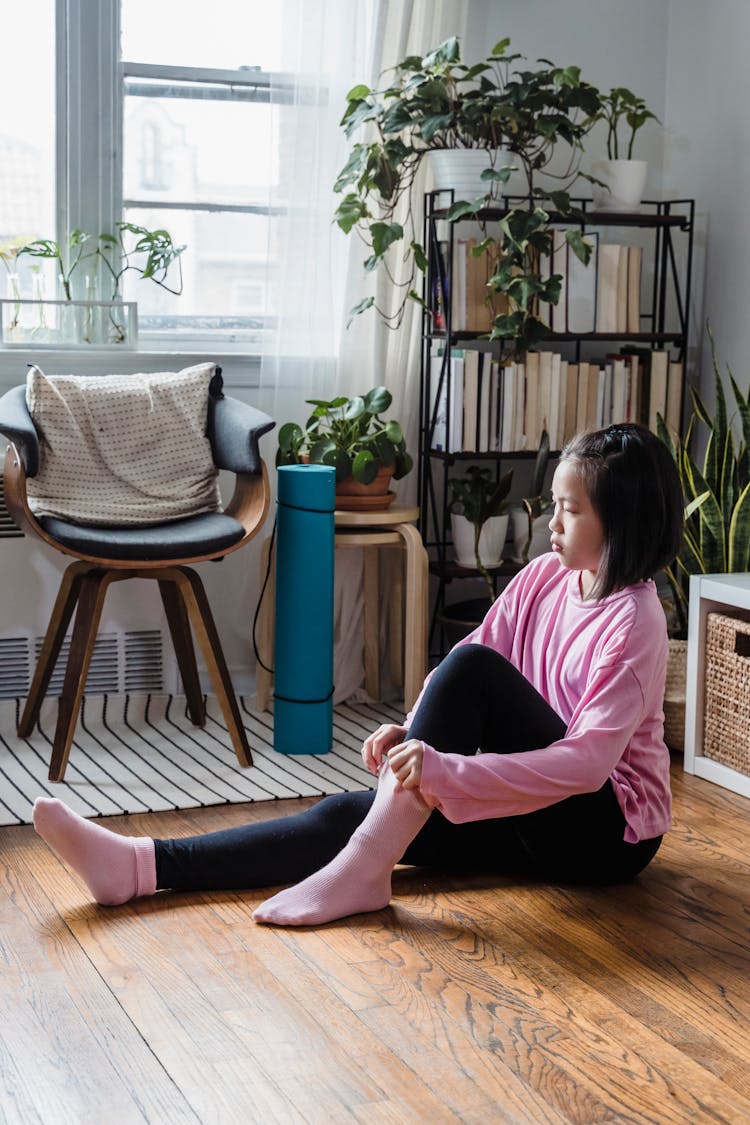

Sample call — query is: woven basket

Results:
[663,638,687,752]
[703,611,750,775]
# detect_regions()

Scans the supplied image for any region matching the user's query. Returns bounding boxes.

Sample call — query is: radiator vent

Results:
[0,629,165,699]
[0,480,23,539]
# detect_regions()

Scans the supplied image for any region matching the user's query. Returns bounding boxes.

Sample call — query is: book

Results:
[563,362,579,445]
[524,351,541,448]
[626,352,642,423]
[500,362,516,451]
[513,362,526,450]
[616,245,629,334]
[548,352,563,449]
[610,356,628,424]
[477,356,492,451]
[429,348,448,451]
[586,363,601,429]
[462,349,480,450]
[430,348,464,452]
[620,345,654,427]
[648,349,670,432]
[567,232,599,333]
[450,239,469,330]
[466,241,492,332]
[596,244,625,333]
[551,231,568,333]
[538,350,554,440]
[666,360,684,437]
[626,246,643,334]
[575,362,590,434]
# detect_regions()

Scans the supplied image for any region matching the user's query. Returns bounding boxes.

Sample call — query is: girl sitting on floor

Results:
[33,422,684,927]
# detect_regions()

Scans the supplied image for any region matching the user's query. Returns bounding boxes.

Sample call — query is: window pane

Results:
[0,2,56,297]
[121,1,282,71]
[122,206,278,346]
[123,93,279,205]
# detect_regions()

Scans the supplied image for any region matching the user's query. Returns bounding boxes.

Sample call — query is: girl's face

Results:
[549,460,605,598]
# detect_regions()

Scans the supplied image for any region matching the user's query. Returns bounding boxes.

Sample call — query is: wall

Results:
[663,0,750,393]
[474,0,750,402]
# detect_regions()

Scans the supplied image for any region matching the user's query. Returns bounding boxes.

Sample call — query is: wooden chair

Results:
[0,381,273,781]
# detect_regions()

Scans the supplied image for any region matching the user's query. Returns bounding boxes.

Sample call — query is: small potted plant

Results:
[276,385,413,510]
[449,464,514,597]
[590,85,660,211]
[11,222,185,345]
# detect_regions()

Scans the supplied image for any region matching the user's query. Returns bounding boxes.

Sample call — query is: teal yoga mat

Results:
[273,464,336,754]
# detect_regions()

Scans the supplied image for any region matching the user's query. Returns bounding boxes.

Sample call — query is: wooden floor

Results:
[1,759,749,1125]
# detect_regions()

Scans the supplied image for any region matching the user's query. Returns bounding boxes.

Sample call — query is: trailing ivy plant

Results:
[334,36,602,354]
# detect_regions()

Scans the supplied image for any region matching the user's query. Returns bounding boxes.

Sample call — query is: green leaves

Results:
[658,327,750,635]
[277,387,412,486]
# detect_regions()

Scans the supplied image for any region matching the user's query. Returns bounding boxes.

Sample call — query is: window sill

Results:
[0,346,261,389]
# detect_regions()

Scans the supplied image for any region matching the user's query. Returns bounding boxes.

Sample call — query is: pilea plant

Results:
[276,386,413,485]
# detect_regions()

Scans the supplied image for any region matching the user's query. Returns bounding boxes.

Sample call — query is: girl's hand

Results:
[387,739,424,790]
[362,723,408,774]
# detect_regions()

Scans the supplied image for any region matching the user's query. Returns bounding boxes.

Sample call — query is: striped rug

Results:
[0,694,401,827]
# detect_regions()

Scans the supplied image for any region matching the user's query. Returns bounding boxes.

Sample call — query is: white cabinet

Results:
[684,572,750,798]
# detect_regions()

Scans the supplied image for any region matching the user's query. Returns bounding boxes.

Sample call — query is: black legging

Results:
[155,645,662,892]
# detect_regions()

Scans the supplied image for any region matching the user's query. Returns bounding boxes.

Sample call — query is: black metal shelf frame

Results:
[417,191,695,658]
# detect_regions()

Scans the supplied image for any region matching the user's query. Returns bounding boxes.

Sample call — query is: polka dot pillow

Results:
[25,363,222,526]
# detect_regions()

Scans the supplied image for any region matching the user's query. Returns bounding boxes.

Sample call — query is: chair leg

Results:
[48,568,113,782]
[172,566,252,769]
[158,578,206,726]
[254,534,275,713]
[19,560,91,738]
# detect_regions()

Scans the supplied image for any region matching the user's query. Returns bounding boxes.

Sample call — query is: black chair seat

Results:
[39,511,246,561]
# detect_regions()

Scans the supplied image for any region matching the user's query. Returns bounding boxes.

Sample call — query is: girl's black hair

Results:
[560,423,684,599]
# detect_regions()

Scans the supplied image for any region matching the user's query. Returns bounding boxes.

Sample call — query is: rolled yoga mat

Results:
[273,464,336,754]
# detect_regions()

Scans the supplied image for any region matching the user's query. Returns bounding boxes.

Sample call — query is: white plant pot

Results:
[590,159,648,213]
[427,148,523,201]
[451,512,509,568]
[508,506,551,564]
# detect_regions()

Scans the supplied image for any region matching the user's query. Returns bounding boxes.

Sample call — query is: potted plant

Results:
[276,385,413,510]
[657,326,750,749]
[11,222,185,345]
[658,328,750,637]
[590,85,660,211]
[334,36,602,353]
[448,464,514,597]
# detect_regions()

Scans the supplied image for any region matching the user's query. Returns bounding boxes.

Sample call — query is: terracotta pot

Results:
[335,464,395,511]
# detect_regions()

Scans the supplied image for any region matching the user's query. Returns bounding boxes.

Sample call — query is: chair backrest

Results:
[0,365,275,566]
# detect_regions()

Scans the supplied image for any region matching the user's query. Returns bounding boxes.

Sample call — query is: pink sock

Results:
[253,763,431,926]
[33,797,156,906]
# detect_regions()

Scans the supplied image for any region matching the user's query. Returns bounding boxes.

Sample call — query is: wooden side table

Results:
[684,572,750,798]
[255,506,428,714]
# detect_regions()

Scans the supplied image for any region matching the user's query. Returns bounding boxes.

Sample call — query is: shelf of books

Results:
[418,193,694,656]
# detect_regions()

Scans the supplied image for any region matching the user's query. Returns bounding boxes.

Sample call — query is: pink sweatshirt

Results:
[409,553,672,843]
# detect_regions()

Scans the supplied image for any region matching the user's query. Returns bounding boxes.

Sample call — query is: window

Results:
[4,0,289,354]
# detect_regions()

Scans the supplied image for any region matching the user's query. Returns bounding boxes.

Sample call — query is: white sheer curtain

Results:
[257,0,468,704]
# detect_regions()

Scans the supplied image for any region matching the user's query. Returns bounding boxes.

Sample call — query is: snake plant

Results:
[658,326,750,636]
